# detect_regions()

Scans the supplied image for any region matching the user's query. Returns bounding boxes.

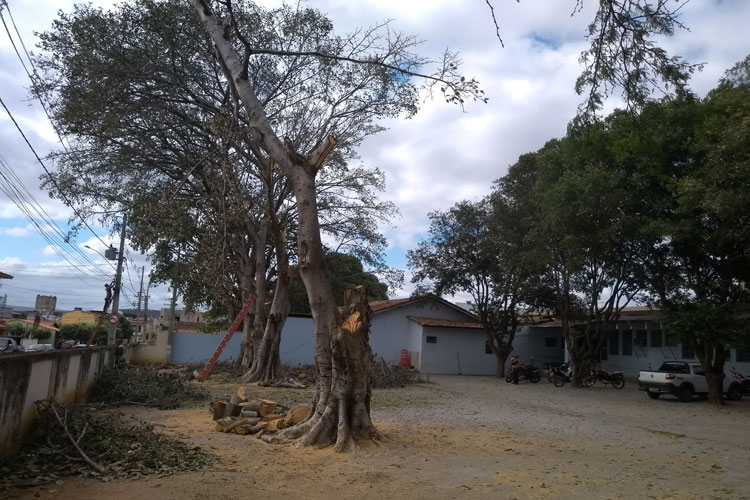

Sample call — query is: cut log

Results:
[250,398,277,417]
[240,410,259,418]
[239,401,262,413]
[283,406,309,426]
[210,400,228,421]
[233,423,264,435]
[214,416,237,432]
[236,386,248,403]
[224,394,242,418]
[222,418,249,433]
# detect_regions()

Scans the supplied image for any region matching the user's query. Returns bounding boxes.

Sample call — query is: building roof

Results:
[8,319,60,332]
[407,316,484,330]
[370,296,478,320]
[370,299,412,312]
[0,271,13,279]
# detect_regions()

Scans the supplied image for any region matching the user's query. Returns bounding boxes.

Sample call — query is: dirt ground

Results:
[5,375,750,500]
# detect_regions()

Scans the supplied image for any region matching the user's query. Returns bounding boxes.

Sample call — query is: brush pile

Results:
[89,365,207,409]
[0,400,213,486]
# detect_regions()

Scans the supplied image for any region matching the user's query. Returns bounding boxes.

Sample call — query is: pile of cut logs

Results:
[211,387,309,443]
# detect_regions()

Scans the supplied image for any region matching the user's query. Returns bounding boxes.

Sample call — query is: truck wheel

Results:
[647,391,660,399]
[726,383,743,401]
[678,384,694,402]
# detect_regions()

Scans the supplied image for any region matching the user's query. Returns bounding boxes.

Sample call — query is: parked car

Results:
[25,343,55,352]
[638,361,743,402]
[0,337,24,353]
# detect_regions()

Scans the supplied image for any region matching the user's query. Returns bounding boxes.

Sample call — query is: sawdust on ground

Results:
[6,375,750,500]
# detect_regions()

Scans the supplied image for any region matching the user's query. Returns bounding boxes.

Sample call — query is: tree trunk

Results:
[494,346,511,378]
[696,342,726,406]
[241,248,290,382]
[279,285,376,451]
[190,0,376,449]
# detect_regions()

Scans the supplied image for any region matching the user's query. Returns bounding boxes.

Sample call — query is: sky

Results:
[0,0,748,311]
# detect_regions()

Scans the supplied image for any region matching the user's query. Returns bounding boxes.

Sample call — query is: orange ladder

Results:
[197,294,256,381]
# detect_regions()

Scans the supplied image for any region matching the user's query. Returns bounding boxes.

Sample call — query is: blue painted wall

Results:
[169,316,315,365]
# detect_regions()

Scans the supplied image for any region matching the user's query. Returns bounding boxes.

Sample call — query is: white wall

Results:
[511,326,565,367]
[370,300,473,364]
[600,330,750,377]
[419,326,497,375]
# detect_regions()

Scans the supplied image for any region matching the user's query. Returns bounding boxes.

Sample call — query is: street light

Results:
[84,244,118,261]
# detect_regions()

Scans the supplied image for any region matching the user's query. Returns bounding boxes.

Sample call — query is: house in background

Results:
[61,308,102,326]
[168,296,565,375]
[599,307,750,376]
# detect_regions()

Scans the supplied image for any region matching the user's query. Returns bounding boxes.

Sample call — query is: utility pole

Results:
[136,266,144,312]
[142,277,150,339]
[136,266,145,338]
[167,247,180,336]
[107,215,127,346]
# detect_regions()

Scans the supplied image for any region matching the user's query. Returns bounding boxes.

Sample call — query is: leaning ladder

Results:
[197,294,256,381]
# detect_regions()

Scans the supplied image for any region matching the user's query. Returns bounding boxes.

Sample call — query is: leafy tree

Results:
[629,61,750,404]
[528,124,646,384]
[289,252,389,315]
[408,196,545,377]
[36,0,400,380]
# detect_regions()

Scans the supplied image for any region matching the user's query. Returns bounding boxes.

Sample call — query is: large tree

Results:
[408,195,543,377]
[629,60,750,404]
[36,0,400,381]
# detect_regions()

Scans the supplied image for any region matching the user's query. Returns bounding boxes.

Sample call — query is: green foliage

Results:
[290,252,389,314]
[58,315,132,344]
[5,321,30,336]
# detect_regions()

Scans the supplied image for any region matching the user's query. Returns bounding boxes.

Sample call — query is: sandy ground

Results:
[5,375,750,500]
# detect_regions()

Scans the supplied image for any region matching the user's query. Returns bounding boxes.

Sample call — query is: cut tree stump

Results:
[210,400,228,420]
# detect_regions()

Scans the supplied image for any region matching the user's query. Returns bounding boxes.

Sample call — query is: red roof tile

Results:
[407,316,484,329]
[370,299,411,312]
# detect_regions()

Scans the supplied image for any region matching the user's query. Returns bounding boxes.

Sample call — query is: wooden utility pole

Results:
[107,215,127,346]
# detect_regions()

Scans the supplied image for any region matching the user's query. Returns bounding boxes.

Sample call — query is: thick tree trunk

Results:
[494,346,511,378]
[696,342,726,406]
[241,243,290,382]
[279,285,376,451]
[190,0,376,449]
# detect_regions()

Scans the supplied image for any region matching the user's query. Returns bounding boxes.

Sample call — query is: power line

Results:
[0,156,113,284]
[0,94,113,250]
[0,0,71,151]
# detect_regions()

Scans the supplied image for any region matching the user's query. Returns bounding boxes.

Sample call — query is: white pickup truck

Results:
[638,361,744,402]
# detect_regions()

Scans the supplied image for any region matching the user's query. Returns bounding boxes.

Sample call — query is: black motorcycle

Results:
[549,363,573,387]
[506,361,541,383]
[583,368,625,389]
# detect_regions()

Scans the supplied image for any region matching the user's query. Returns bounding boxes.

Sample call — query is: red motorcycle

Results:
[583,368,625,389]
[505,361,542,383]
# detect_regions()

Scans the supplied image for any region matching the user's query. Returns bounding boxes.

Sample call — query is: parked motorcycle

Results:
[583,368,625,389]
[550,363,573,387]
[730,368,750,396]
[506,360,542,383]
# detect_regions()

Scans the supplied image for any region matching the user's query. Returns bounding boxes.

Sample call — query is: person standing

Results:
[511,354,521,384]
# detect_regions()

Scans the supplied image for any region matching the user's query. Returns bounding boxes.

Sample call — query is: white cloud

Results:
[0,224,33,237]
[2,0,749,305]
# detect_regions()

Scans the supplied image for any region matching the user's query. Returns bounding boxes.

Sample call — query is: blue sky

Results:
[2,0,749,310]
